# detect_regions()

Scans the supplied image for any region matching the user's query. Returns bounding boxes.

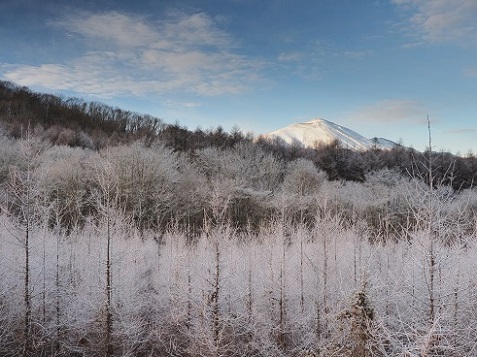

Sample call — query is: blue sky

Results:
[1,0,477,154]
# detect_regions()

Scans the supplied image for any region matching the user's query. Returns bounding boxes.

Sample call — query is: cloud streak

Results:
[464,67,477,78]
[277,52,304,62]
[392,0,477,45]
[444,128,477,135]
[2,11,264,97]
[348,99,429,124]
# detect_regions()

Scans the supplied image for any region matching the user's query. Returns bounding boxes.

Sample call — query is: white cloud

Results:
[340,50,374,59]
[464,67,477,77]
[51,11,158,48]
[444,128,477,134]
[3,11,264,97]
[278,52,304,62]
[274,41,327,80]
[392,0,477,45]
[348,99,429,124]
[165,99,202,108]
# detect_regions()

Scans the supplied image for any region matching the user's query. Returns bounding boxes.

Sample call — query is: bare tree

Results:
[5,131,46,357]
[90,149,121,357]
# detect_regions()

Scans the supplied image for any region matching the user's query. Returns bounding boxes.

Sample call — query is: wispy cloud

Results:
[348,99,429,124]
[464,67,477,78]
[277,52,304,62]
[339,50,374,60]
[165,99,202,108]
[444,128,477,135]
[392,0,477,45]
[51,12,160,48]
[2,11,264,97]
[274,41,327,80]
[343,50,374,59]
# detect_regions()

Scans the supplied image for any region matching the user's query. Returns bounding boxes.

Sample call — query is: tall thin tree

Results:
[6,131,44,357]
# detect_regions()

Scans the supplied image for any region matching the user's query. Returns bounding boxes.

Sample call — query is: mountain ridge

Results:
[264,118,397,151]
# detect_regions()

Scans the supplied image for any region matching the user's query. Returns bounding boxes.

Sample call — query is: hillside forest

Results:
[1,81,477,356]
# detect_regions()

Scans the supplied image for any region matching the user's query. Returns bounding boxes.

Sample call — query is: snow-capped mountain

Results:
[264,118,397,151]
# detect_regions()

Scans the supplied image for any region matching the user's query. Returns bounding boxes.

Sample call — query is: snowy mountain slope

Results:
[264,118,397,151]
[371,137,398,150]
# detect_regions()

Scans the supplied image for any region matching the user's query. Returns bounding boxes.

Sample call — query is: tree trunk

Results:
[23,224,31,357]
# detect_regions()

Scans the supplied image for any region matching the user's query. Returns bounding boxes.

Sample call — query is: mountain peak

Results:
[264,118,396,151]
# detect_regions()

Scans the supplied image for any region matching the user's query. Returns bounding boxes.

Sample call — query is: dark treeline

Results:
[1,80,476,191]
[0,81,161,147]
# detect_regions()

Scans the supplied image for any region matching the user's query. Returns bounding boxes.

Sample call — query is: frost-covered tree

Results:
[0,133,22,184]
[36,145,90,230]
[195,144,278,230]
[89,149,120,357]
[275,158,325,225]
[3,132,49,357]
[106,142,179,231]
[282,158,323,197]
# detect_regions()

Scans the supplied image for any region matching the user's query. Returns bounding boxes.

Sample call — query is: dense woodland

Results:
[1,81,477,356]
